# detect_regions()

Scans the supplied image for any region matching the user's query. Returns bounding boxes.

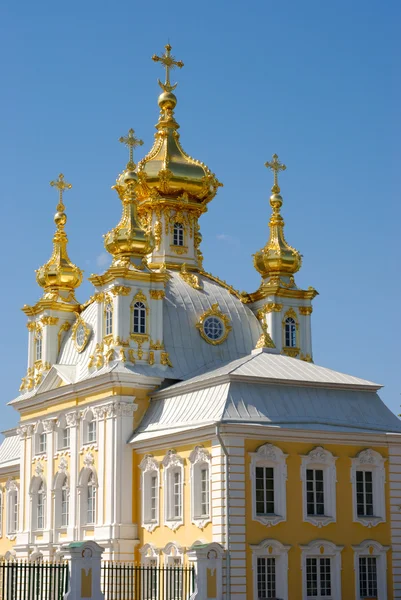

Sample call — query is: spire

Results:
[253,154,302,286]
[135,44,221,205]
[104,129,151,267]
[35,174,83,297]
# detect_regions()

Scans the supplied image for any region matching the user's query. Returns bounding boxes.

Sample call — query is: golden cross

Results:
[119,128,144,168]
[265,154,286,192]
[50,173,72,211]
[152,44,184,92]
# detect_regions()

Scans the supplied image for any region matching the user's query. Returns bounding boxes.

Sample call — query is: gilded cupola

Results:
[104,129,152,267]
[35,174,83,297]
[253,154,302,286]
[135,44,222,205]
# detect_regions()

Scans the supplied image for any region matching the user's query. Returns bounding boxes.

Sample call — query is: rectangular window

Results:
[9,494,18,534]
[150,475,157,521]
[257,557,276,599]
[173,224,184,246]
[105,304,113,336]
[61,428,70,449]
[38,433,46,454]
[359,556,377,598]
[37,495,44,530]
[255,466,275,515]
[87,421,96,443]
[61,489,69,527]
[200,466,210,517]
[356,471,374,517]
[306,469,324,516]
[87,486,96,524]
[173,471,181,519]
[306,557,331,598]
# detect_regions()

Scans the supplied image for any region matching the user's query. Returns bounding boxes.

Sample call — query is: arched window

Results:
[87,472,96,525]
[173,222,184,246]
[133,302,146,334]
[189,446,212,529]
[61,478,69,527]
[284,317,297,348]
[37,481,45,530]
[35,328,43,362]
[6,479,18,537]
[105,302,113,336]
[54,464,69,529]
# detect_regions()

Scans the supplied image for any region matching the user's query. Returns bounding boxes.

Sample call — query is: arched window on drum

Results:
[133,302,147,334]
[173,222,184,247]
[284,316,297,348]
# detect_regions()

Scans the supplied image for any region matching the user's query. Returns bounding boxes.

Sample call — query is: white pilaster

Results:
[389,441,401,599]
[66,411,80,540]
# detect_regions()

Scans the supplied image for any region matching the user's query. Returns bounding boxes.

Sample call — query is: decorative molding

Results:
[250,443,288,527]
[180,264,202,290]
[257,302,283,319]
[83,452,95,468]
[250,539,290,600]
[189,446,212,530]
[282,346,300,358]
[196,303,232,346]
[149,289,165,300]
[71,315,91,353]
[189,445,211,465]
[161,352,173,367]
[110,285,131,296]
[299,305,313,315]
[40,316,59,326]
[352,540,389,600]
[301,447,337,527]
[351,448,386,527]
[66,411,80,427]
[300,539,343,600]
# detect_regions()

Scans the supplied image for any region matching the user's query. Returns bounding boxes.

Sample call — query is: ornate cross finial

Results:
[152,44,184,92]
[265,154,287,193]
[119,128,144,169]
[50,173,72,211]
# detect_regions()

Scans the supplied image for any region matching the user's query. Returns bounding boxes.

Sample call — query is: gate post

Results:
[63,541,105,600]
[187,542,225,600]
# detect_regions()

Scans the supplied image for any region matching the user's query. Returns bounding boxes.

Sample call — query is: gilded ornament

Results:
[299,306,313,315]
[160,351,173,367]
[255,324,276,349]
[130,333,149,344]
[110,286,131,296]
[119,348,126,362]
[180,263,202,290]
[57,321,71,352]
[282,308,299,327]
[149,290,165,300]
[257,302,283,320]
[196,303,232,345]
[71,316,91,353]
[150,339,164,350]
[300,353,313,362]
[40,316,59,326]
[282,347,300,358]
[118,128,143,171]
[152,43,184,93]
[128,349,136,364]
[133,290,147,303]
[104,348,114,365]
[170,245,188,255]
[154,220,162,251]
[148,351,155,365]
[27,322,37,331]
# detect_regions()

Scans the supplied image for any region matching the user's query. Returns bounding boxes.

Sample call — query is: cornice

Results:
[248,285,318,303]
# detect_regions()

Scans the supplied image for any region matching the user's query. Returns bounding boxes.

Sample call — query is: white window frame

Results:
[139,543,160,566]
[29,475,46,532]
[5,479,18,539]
[132,302,147,335]
[173,222,184,246]
[56,415,70,451]
[352,539,389,600]
[53,460,69,529]
[78,454,98,528]
[140,455,160,532]
[250,539,290,600]
[351,448,386,527]
[105,301,113,336]
[81,409,97,447]
[189,446,212,530]
[250,443,288,527]
[301,447,337,527]
[34,422,47,455]
[162,450,184,531]
[300,539,343,600]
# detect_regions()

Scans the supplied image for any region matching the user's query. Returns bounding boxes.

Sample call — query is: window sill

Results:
[304,514,335,528]
[80,443,97,452]
[355,515,384,528]
[253,513,285,527]
[143,520,159,533]
[165,518,184,532]
[192,516,211,530]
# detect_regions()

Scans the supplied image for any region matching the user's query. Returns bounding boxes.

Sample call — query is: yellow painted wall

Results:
[134,442,213,562]
[0,473,19,556]
[244,439,393,600]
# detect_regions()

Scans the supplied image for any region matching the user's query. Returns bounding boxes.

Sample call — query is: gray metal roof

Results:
[0,435,20,469]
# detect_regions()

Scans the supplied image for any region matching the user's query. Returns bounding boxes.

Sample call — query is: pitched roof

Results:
[0,435,20,469]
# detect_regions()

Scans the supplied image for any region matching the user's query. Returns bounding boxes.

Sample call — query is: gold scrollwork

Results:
[160,351,173,367]
[282,347,300,358]
[170,245,188,255]
[180,263,202,290]
[300,353,313,362]
[40,316,59,326]
[256,302,283,320]
[149,290,165,300]
[196,303,232,346]
[299,306,313,316]
[110,286,131,296]
[71,316,91,353]
[150,339,164,350]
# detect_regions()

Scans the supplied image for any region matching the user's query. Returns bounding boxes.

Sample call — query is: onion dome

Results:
[254,154,302,282]
[104,129,152,265]
[36,174,83,294]
[135,44,222,204]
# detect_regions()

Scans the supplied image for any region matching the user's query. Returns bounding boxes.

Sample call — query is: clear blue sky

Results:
[0,0,400,434]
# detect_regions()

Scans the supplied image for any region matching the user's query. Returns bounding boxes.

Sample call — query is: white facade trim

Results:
[139,543,160,566]
[189,445,212,530]
[352,539,389,600]
[301,446,337,527]
[250,443,288,527]
[162,450,184,531]
[300,539,343,600]
[5,478,18,540]
[139,455,160,532]
[250,538,290,600]
[162,541,184,566]
[351,448,386,527]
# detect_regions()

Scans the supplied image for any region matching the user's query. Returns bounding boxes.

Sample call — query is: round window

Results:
[203,316,224,342]
[76,323,86,348]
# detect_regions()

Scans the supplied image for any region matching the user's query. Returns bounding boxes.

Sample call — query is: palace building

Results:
[0,44,400,600]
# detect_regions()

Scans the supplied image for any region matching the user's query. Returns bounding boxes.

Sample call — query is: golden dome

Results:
[36,174,83,293]
[253,155,302,281]
[104,130,152,265]
[135,45,222,204]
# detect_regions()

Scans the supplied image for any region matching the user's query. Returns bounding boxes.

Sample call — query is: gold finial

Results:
[119,128,144,170]
[50,173,72,217]
[265,154,286,193]
[152,44,184,92]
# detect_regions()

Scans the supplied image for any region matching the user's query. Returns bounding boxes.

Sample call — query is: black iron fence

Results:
[101,563,196,600]
[0,560,68,600]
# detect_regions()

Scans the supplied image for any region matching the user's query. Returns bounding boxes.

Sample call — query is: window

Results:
[6,479,19,537]
[61,427,70,449]
[38,432,47,454]
[87,472,96,525]
[54,463,69,529]
[301,447,337,527]
[35,328,43,361]
[133,302,146,334]
[82,409,97,446]
[61,479,69,527]
[284,317,297,347]
[306,469,324,516]
[37,482,45,530]
[351,449,386,527]
[353,540,389,600]
[189,446,212,529]
[173,222,184,246]
[250,443,287,527]
[87,420,96,443]
[301,540,343,600]
[140,455,160,532]
[105,302,113,336]
[203,316,224,342]
[163,450,184,530]
[251,539,290,600]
